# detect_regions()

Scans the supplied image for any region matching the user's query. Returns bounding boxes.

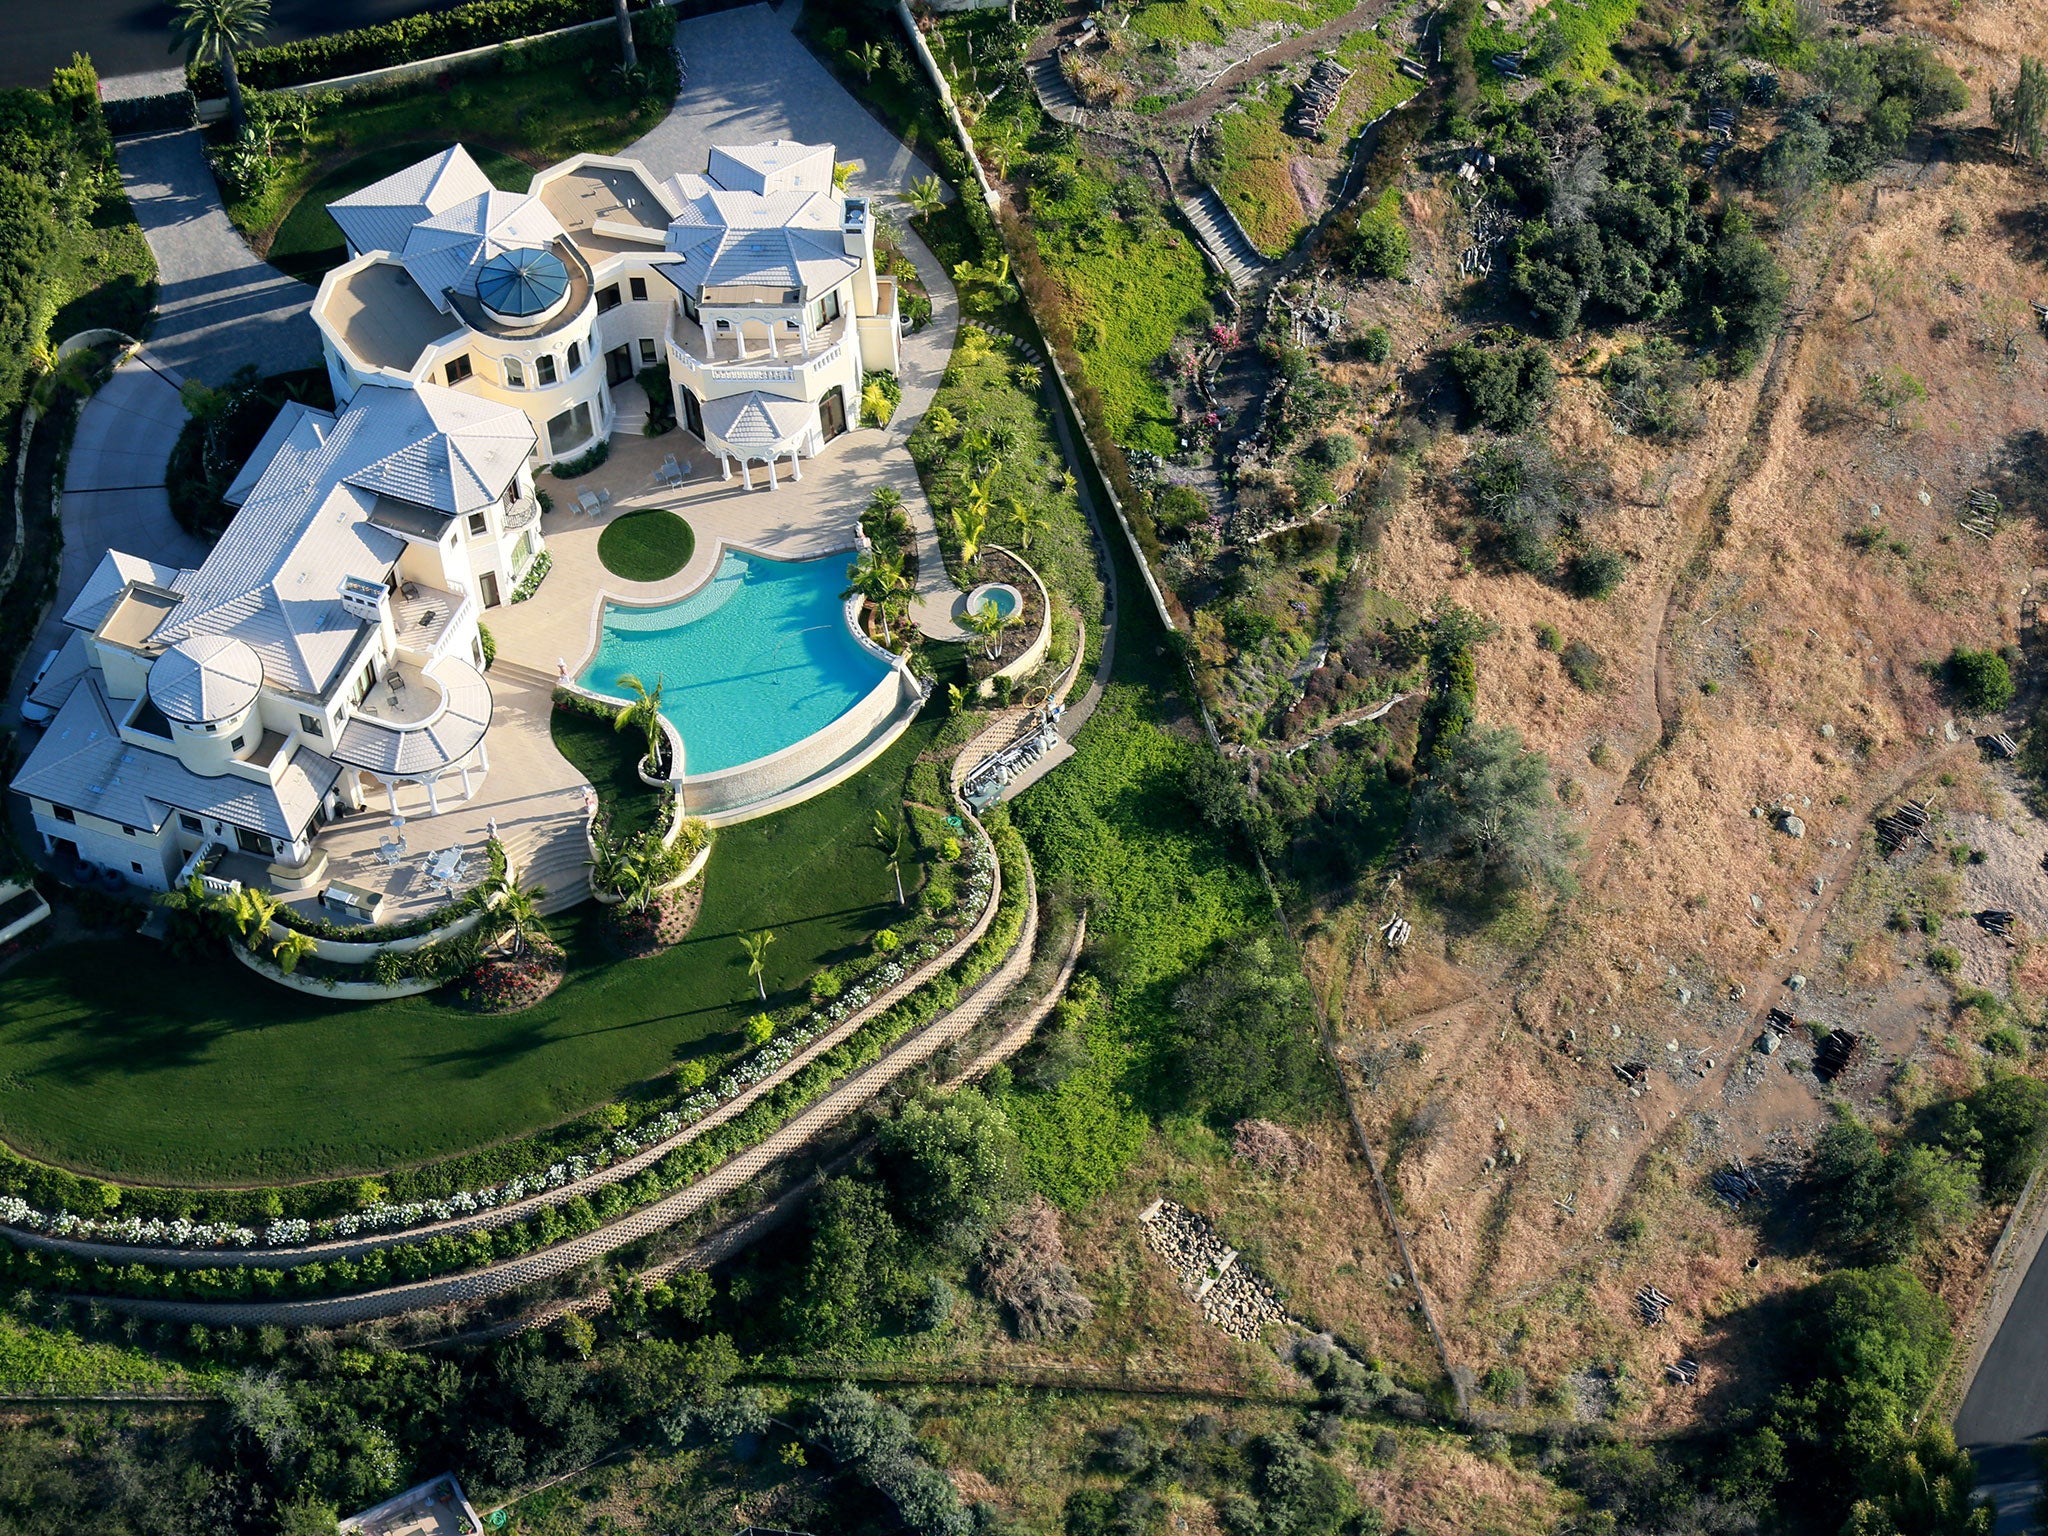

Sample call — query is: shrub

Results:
[1926,945,1962,976]
[1947,647,2014,712]
[549,439,610,479]
[1560,639,1604,692]
[1152,483,1211,533]
[1447,334,1554,433]
[1568,545,1627,599]
[1349,325,1393,365]
[1350,195,1410,281]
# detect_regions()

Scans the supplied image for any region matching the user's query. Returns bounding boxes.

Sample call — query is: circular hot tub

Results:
[966,583,1022,621]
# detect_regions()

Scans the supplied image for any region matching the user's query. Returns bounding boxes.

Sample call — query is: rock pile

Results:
[1138,1199,1289,1341]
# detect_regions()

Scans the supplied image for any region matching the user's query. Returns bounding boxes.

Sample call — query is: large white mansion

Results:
[11,138,901,893]
[315,138,901,483]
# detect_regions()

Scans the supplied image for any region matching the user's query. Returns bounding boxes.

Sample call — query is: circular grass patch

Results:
[598,509,696,582]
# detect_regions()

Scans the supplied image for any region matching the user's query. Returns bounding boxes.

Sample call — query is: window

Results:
[629,276,647,301]
[299,713,323,738]
[180,813,202,833]
[503,357,525,388]
[547,402,594,456]
[443,354,472,385]
[785,318,801,331]
[121,825,136,837]
[235,826,274,858]
[680,291,699,323]
[814,289,842,327]
[468,511,489,536]
[638,338,658,367]
[566,341,583,374]
[230,735,246,752]
[54,806,74,824]
[596,283,622,312]
[131,861,143,875]
[714,318,731,333]
[536,355,557,386]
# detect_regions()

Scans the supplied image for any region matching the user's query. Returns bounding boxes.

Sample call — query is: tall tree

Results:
[610,673,666,775]
[169,0,271,132]
[1992,57,2048,160]
[613,0,637,69]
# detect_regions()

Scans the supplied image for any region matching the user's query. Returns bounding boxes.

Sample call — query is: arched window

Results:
[503,357,524,388]
[567,341,583,374]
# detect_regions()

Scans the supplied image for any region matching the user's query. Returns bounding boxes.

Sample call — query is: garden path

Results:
[111,129,321,386]
[56,821,1035,1326]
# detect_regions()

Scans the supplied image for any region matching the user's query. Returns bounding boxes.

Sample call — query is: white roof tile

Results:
[63,552,185,632]
[327,146,496,259]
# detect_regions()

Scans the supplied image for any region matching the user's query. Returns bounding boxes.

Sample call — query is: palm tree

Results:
[612,0,637,69]
[873,809,914,905]
[611,673,666,776]
[740,929,776,1001]
[834,162,855,192]
[950,252,1015,309]
[495,880,550,957]
[849,40,883,80]
[271,931,317,974]
[947,682,968,714]
[845,550,908,645]
[966,602,1012,660]
[905,175,946,219]
[169,0,271,132]
[223,886,282,950]
[1009,497,1046,551]
[953,471,996,567]
[179,379,235,474]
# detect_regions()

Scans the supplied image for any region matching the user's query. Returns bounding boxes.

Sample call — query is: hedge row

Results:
[188,0,736,95]
[1,823,1031,1304]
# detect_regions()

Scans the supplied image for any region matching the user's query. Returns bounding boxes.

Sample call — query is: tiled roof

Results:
[63,552,186,632]
[327,146,496,260]
[223,401,334,508]
[26,631,92,714]
[702,391,817,451]
[148,635,264,724]
[148,383,526,694]
[13,680,338,840]
[661,151,857,300]
[705,140,836,196]
[331,655,493,777]
[398,189,568,309]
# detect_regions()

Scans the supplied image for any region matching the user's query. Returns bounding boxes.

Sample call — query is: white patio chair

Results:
[577,490,601,515]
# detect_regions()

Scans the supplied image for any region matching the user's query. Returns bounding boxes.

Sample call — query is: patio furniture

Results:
[596,487,612,505]
[401,581,420,600]
[577,490,601,514]
[376,839,402,865]
[424,848,462,887]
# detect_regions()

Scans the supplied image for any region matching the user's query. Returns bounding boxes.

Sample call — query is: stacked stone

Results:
[1138,1200,1289,1342]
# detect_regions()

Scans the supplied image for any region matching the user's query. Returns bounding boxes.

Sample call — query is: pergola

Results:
[704,390,823,491]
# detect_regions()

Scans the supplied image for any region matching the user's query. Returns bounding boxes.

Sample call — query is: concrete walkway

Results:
[6,352,210,724]
[113,129,321,387]
[626,2,940,195]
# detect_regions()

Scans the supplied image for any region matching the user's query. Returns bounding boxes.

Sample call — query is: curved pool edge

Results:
[689,672,929,826]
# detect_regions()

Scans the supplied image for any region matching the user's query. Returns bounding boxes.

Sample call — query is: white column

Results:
[478,739,490,772]
[741,458,753,490]
[460,763,474,799]
[767,455,779,491]
[767,325,780,361]
[386,777,400,814]
[719,450,731,482]
[426,774,442,815]
[789,446,801,482]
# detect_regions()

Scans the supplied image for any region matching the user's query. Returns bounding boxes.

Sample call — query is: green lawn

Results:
[267,142,532,285]
[225,47,671,245]
[1200,84,1308,260]
[0,716,940,1185]
[550,703,664,840]
[597,508,696,583]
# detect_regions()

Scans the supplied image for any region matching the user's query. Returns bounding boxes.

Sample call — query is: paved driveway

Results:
[628,3,940,193]
[1958,1235,2048,1534]
[5,354,210,724]
[114,129,322,387]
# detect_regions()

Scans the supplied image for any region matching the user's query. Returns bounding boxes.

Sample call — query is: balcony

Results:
[388,578,471,660]
[668,310,848,387]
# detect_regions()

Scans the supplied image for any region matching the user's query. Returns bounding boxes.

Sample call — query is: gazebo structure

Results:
[704,391,822,490]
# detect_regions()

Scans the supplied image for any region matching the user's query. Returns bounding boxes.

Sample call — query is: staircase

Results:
[1027,55,1087,126]
[486,658,593,916]
[1178,188,1269,291]
[607,378,650,438]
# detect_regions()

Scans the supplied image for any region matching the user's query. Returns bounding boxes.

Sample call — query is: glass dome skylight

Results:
[476,246,569,318]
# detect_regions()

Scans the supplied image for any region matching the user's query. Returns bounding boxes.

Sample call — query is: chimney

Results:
[842,197,876,314]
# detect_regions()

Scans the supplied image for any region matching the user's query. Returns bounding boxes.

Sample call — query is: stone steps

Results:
[1027,55,1086,125]
[1178,188,1268,289]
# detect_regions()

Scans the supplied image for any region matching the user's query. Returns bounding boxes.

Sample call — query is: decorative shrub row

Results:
[185,0,717,95]
[0,823,1029,1303]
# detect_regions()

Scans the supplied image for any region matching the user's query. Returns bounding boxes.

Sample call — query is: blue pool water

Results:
[578,551,890,775]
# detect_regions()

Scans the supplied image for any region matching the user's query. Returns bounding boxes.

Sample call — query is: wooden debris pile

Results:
[1876,799,1931,856]
[1635,1284,1673,1326]
[1288,59,1352,136]
[1962,488,2002,540]
[1666,1356,1700,1386]
[1977,909,2016,940]
[1986,731,2019,760]
[1613,1059,1649,1086]
[1397,54,1429,81]
[1138,1199,1289,1342]
[1813,1028,1862,1083]
[1711,1158,1764,1209]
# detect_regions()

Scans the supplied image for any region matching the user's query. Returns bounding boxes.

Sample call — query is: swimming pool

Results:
[578,550,891,776]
